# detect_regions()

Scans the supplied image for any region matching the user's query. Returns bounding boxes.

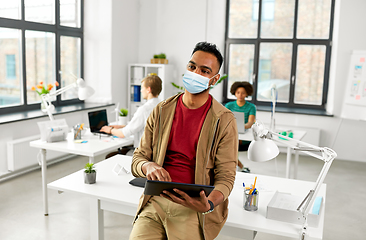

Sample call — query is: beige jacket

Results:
[131,93,238,240]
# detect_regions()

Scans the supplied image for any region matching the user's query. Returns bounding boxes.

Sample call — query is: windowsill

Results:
[0,102,114,125]
[256,105,333,117]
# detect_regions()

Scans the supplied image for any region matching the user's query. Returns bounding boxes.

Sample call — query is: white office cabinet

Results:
[127,63,175,120]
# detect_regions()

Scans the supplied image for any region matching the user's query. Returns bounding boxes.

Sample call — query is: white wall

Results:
[110,0,140,109]
[84,0,112,104]
[84,0,139,109]
[138,0,227,102]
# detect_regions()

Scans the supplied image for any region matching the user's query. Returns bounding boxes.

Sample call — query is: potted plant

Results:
[151,53,168,64]
[84,163,96,184]
[118,108,128,125]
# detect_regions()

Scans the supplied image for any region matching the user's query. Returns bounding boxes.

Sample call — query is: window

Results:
[6,54,16,79]
[0,0,83,113]
[224,0,335,110]
[253,0,275,21]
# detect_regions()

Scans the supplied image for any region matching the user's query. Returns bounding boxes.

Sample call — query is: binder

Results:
[133,85,141,102]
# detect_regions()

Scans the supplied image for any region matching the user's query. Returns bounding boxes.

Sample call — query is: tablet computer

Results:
[144,180,214,198]
[129,178,147,188]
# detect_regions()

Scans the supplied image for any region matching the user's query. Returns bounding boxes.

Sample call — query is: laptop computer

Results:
[88,109,112,135]
[233,112,246,134]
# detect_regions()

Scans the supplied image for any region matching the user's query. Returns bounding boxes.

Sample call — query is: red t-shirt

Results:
[163,94,212,184]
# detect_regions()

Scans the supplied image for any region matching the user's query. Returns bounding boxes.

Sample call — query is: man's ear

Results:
[210,74,221,86]
[147,86,152,94]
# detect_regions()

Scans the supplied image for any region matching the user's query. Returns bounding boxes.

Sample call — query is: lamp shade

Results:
[248,139,280,162]
[76,78,95,100]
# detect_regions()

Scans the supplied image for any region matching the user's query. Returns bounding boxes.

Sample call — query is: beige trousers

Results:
[129,196,204,240]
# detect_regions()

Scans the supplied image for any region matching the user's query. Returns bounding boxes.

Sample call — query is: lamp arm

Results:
[251,122,337,240]
[270,87,276,131]
[271,87,276,113]
[41,94,55,121]
[47,82,77,97]
[266,130,336,216]
[268,130,323,152]
[40,81,78,121]
[296,147,336,240]
[297,155,333,215]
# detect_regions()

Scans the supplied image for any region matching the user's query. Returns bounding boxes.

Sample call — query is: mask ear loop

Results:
[209,73,220,88]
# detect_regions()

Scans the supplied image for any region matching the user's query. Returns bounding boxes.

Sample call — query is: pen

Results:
[251,188,258,205]
[243,183,250,190]
[249,176,257,194]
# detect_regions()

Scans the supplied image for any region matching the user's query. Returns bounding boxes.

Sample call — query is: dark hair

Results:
[142,75,162,96]
[230,81,254,96]
[192,42,223,70]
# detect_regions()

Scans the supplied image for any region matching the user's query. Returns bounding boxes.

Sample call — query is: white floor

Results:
[0,152,365,240]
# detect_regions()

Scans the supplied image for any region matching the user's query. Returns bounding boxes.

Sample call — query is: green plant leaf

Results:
[119,108,128,116]
[171,82,184,90]
[158,53,166,59]
[84,163,95,173]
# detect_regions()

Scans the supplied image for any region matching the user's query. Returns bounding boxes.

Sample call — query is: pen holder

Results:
[72,127,81,140]
[244,189,259,211]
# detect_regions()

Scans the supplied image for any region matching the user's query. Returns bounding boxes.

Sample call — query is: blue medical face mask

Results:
[182,70,219,94]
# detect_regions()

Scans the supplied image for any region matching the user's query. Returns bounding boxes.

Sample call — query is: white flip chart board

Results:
[341,50,366,120]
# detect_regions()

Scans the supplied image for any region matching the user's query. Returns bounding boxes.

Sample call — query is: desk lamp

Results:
[248,122,337,240]
[41,78,95,121]
[260,84,277,130]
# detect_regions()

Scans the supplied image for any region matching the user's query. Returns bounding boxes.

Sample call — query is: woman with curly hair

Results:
[225,81,256,173]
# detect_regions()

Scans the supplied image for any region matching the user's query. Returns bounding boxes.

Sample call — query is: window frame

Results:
[223,0,335,111]
[0,0,84,114]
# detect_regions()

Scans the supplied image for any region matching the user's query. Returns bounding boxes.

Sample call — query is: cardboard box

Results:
[266,191,323,227]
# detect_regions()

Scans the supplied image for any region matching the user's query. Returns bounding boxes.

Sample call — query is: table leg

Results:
[40,149,48,216]
[286,147,292,179]
[89,156,94,164]
[90,198,104,240]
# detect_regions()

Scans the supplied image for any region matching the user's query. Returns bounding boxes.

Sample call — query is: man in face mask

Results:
[130,42,238,240]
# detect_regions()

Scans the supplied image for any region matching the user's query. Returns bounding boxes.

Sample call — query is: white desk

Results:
[239,129,307,179]
[48,155,326,240]
[30,131,133,216]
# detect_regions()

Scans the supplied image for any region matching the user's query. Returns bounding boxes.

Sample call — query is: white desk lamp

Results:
[260,84,277,131]
[112,102,125,124]
[248,122,337,240]
[41,78,95,121]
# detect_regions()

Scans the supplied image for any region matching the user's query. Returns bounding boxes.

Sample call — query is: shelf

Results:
[128,63,175,120]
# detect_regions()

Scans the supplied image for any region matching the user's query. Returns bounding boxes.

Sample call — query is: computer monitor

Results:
[88,109,110,135]
[233,112,246,134]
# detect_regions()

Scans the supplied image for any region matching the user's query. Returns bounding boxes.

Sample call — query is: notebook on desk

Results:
[88,109,112,136]
[233,112,246,134]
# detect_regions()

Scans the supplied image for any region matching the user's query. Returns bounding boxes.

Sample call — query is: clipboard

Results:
[144,180,214,198]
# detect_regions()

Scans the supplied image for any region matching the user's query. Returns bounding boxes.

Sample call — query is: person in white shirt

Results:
[100,74,162,155]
